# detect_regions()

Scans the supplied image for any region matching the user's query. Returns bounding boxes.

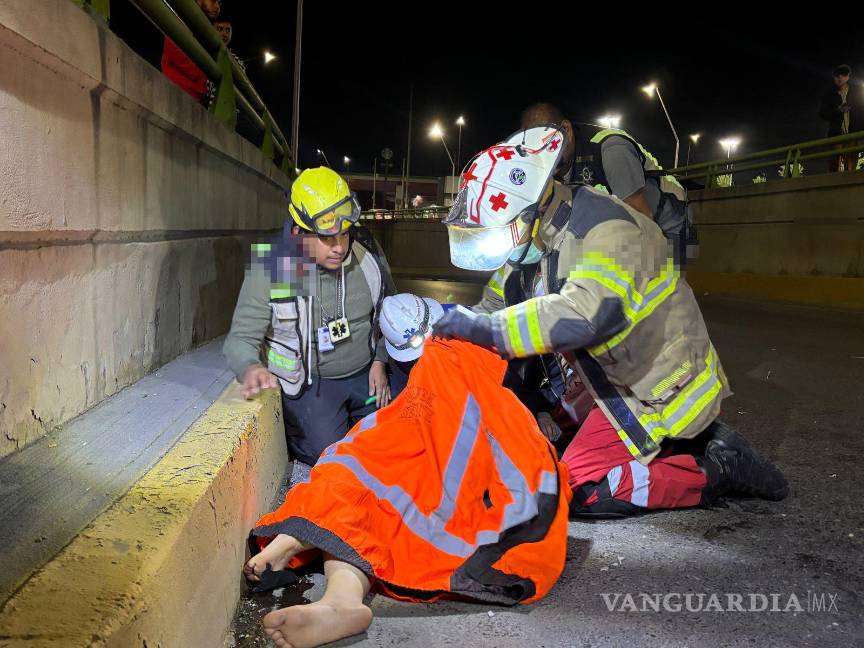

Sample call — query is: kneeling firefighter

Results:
[435,126,788,516]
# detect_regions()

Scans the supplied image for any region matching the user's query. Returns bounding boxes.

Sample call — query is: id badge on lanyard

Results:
[317,326,335,352]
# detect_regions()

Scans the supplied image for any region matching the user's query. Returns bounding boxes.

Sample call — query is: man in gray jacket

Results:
[224,167,397,465]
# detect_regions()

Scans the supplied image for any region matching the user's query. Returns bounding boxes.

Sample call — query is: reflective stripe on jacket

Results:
[253,339,571,605]
[488,183,730,463]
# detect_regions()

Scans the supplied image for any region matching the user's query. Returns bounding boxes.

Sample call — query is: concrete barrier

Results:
[686,172,864,308]
[0,0,287,457]
[364,173,864,309]
[0,383,287,648]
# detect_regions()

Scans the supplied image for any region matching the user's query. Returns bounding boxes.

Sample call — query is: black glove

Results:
[432,307,494,348]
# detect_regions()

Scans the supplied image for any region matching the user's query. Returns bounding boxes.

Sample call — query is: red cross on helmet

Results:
[444,125,565,271]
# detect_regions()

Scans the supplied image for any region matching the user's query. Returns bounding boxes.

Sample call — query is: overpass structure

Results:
[0,2,862,647]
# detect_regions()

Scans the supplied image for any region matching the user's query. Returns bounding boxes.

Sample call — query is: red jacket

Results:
[161,37,206,101]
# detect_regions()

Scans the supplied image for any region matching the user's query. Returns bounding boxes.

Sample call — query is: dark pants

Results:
[281,367,402,465]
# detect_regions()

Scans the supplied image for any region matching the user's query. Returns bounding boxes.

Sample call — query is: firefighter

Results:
[434,125,788,517]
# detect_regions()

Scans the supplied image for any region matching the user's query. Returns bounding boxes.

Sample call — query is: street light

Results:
[316,148,332,168]
[718,137,741,159]
[455,116,466,178]
[343,155,351,172]
[641,82,680,168]
[718,137,741,186]
[429,123,456,204]
[243,50,279,64]
[291,0,303,168]
[686,133,701,166]
[597,114,622,129]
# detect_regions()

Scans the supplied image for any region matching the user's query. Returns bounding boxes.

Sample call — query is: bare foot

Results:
[244,534,309,582]
[262,597,373,648]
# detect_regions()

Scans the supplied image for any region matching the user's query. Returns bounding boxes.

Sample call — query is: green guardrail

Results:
[75,0,296,178]
[360,207,449,221]
[669,130,864,188]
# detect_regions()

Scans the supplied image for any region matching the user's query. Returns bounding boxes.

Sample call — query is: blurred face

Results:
[559,119,576,168]
[196,0,221,19]
[834,73,850,88]
[293,226,349,270]
[214,21,232,45]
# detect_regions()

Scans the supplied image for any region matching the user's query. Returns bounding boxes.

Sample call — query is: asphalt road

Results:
[229,285,864,648]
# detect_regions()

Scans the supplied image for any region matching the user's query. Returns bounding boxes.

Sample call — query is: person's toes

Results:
[243,562,257,580]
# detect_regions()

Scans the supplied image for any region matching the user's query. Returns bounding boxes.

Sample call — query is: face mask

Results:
[508,240,543,265]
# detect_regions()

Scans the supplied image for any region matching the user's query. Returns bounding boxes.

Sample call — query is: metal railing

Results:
[668,131,864,187]
[360,207,449,221]
[106,0,296,178]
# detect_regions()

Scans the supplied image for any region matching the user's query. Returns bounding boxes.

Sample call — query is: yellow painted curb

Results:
[0,384,286,648]
[687,271,864,310]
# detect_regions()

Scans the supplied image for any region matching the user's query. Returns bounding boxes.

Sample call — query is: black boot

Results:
[699,421,789,504]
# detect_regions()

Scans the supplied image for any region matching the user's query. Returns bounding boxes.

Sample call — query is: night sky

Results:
[113,3,864,177]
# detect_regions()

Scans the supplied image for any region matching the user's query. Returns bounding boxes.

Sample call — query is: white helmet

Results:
[380,293,445,362]
[444,125,565,271]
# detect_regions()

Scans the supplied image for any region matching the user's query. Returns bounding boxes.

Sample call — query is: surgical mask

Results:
[508,240,544,265]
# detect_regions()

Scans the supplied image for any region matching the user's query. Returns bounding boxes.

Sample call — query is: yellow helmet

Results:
[288,167,361,236]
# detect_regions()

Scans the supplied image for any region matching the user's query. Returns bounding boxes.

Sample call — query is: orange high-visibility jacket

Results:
[253,339,572,605]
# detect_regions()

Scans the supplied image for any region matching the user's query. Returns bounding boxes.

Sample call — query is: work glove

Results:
[431,306,494,348]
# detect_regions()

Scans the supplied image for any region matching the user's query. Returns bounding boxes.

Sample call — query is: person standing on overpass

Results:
[223,167,399,466]
[435,126,788,516]
[819,65,859,172]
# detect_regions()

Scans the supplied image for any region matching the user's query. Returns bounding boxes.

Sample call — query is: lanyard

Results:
[318,263,346,324]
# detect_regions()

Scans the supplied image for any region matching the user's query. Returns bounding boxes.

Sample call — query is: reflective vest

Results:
[570,126,696,262]
[261,228,387,398]
[253,339,572,605]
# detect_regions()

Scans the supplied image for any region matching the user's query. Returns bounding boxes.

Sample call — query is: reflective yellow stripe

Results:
[270,286,293,300]
[590,128,662,169]
[571,269,639,319]
[505,306,525,356]
[662,174,684,191]
[572,256,679,355]
[593,183,609,193]
[268,348,297,370]
[524,299,545,353]
[487,268,506,298]
[651,360,693,398]
[590,128,628,143]
[616,428,642,459]
[638,346,722,440]
[591,274,679,354]
[500,300,547,357]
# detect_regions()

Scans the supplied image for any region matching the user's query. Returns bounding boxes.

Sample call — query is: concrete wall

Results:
[686,172,864,308]
[0,0,287,457]
[0,384,287,648]
[365,219,489,282]
[365,172,864,309]
[688,172,864,276]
